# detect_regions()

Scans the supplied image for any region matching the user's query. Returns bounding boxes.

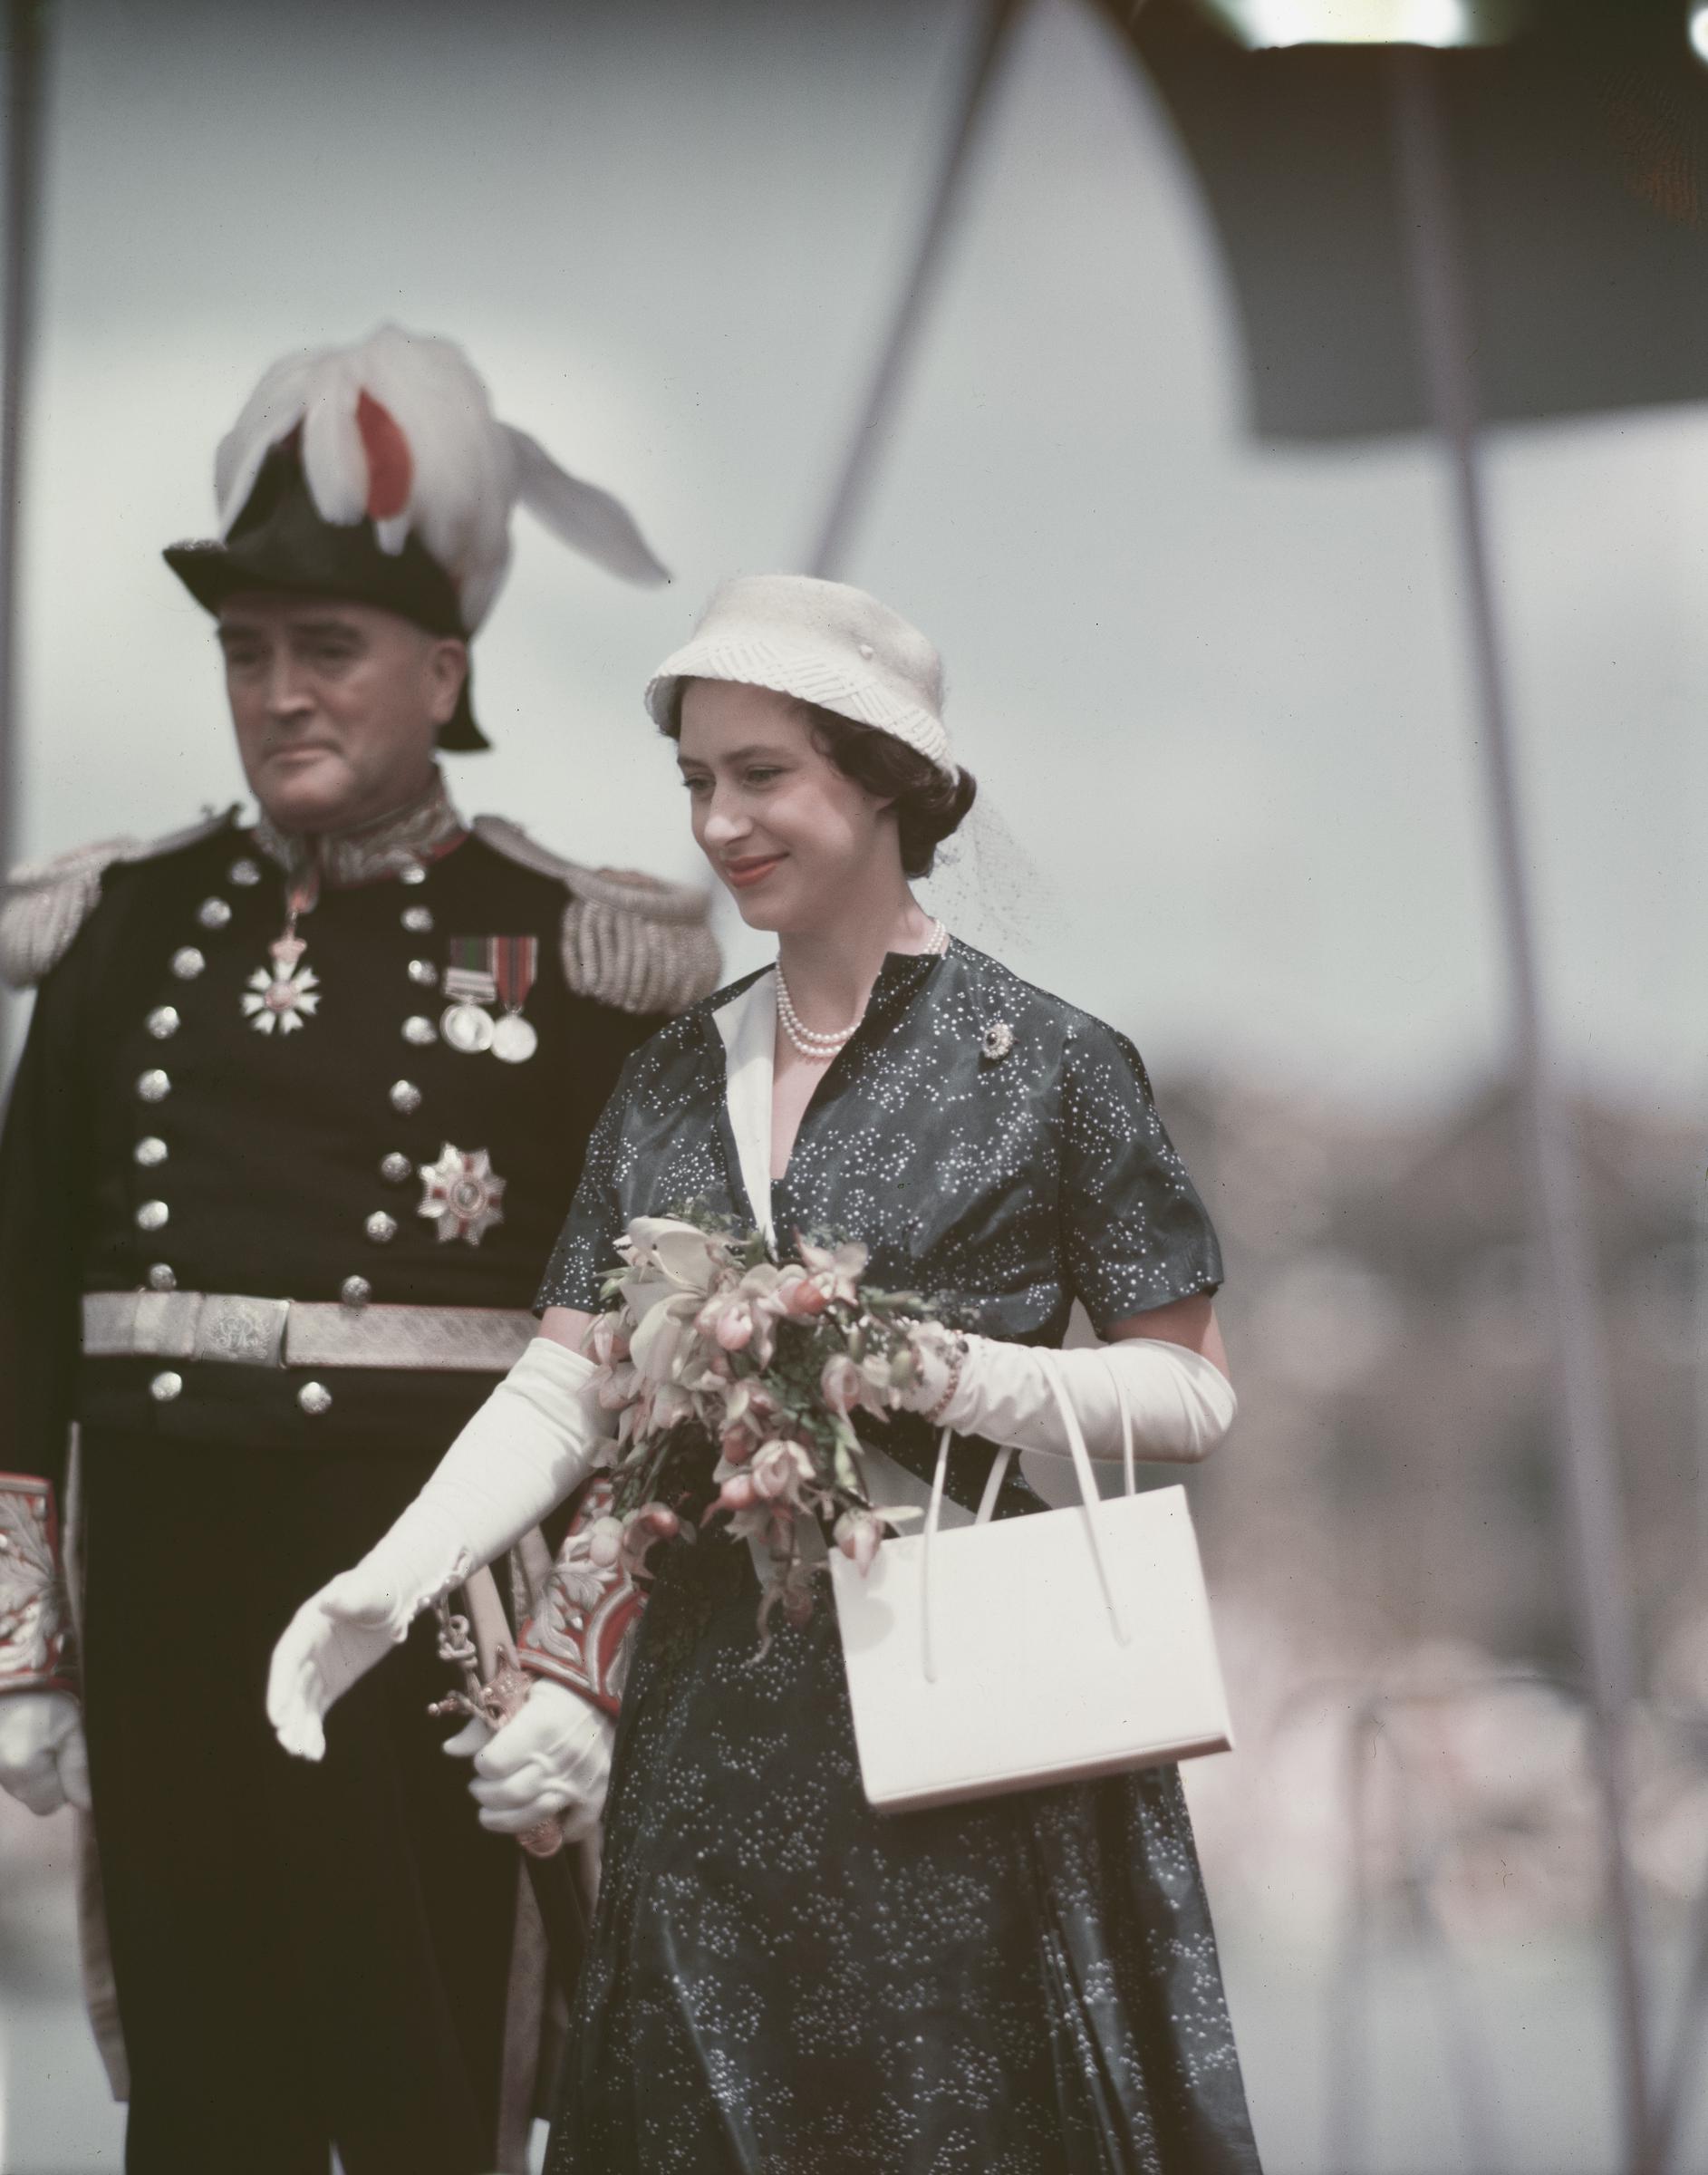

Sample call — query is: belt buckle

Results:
[194,1295,291,1368]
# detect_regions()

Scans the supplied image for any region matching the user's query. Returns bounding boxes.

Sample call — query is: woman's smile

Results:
[723,852,786,890]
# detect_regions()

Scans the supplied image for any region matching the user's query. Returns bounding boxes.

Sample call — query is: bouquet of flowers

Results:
[581,1209,950,1636]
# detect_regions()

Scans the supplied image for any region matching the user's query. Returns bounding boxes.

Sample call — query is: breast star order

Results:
[242,963,321,1034]
[417,1144,507,1246]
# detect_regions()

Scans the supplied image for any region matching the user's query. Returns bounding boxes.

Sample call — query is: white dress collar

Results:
[710,965,970,1544]
[713,969,778,1248]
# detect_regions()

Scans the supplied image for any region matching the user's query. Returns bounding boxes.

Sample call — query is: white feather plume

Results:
[209,324,667,628]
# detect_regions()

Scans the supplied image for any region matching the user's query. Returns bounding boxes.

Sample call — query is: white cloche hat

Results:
[644,575,955,778]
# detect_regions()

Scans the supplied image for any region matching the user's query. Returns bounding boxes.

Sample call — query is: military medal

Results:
[244,872,321,1036]
[442,936,539,1060]
[417,1143,507,1245]
[441,937,498,1053]
[490,935,539,1064]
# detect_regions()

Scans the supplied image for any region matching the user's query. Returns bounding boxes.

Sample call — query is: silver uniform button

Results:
[389,1080,422,1115]
[134,1136,168,1167]
[150,1370,183,1403]
[401,1015,438,1047]
[380,1152,413,1184]
[340,1275,372,1307]
[408,959,438,987]
[402,905,434,933]
[136,1069,170,1103]
[297,1381,333,1416]
[228,858,262,886]
[400,863,428,885]
[171,947,206,980]
[146,1006,180,1039]
[147,1263,177,1292]
[365,1211,399,1243]
[136,1200,169,1232]
[197,897,232,930]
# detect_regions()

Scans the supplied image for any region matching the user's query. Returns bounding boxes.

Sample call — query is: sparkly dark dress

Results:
[536,943,1261,2175]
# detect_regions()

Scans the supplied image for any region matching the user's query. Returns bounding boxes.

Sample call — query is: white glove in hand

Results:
[901,1332,1236,1464]
[446,1678,614,1842]
[0,1691,92,1816]
[268,1337,612,1762]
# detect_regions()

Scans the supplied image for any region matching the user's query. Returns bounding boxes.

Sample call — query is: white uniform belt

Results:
[81,1290,535,1373]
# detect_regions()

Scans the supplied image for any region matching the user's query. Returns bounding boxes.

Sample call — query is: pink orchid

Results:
[715,1469,758,1513]
[833,1508,883,1576]
[820,1352,864,1416]
[596,1360,640,1413]
[796,1236,868,1310]
[750,1438,815,1504]
[584,1312,632,1367]
[719,1421,757,1464]
[619,1501,680,1576]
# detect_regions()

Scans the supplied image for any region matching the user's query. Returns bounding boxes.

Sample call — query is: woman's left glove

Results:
[900,1330,1236,1464]
[444,1678,614,1842]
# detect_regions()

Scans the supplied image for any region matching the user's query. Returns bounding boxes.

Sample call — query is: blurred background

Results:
[1,0,1705,2169]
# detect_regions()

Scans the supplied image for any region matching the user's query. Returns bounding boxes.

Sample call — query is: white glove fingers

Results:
[12,1757,67,1817]
[478,1797,571,1837]
[441,1716,493,1760]
[56,1726,92,1812]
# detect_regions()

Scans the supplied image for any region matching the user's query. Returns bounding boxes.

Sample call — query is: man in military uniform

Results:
[0,325,716,2175]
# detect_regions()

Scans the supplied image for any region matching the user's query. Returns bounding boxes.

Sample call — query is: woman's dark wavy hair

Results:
[663,685,977,880]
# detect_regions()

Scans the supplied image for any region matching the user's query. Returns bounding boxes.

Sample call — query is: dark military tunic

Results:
[0,784,711,2175]
[536,946,1259,2175]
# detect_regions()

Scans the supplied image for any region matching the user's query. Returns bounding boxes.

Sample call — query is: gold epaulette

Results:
[0,808,236,990]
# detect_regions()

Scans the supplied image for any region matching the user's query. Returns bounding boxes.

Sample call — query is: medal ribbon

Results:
[444,935,497,1004]
[493,935,538,1016]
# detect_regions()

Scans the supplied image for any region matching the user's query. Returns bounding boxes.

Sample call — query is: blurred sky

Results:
[15,0,1706,1110]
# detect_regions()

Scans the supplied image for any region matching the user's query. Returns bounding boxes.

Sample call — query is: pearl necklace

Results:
[775,920,949,1058]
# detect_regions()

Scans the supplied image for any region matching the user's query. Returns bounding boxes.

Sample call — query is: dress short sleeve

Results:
[1058,1018,1222,1334]
[536,1071,632,1314]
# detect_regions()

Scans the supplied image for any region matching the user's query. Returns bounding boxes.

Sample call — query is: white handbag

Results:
[829,1348,1234,1813]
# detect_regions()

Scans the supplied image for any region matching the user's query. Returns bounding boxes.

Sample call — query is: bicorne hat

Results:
[165,324,669,750]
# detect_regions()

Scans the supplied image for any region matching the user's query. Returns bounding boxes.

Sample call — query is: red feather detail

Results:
[355,392,412,521]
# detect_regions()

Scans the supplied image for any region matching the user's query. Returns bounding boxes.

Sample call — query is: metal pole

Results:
[1389,44,1655,2172]
[806,0,1033,578]
[1,0,48,1078]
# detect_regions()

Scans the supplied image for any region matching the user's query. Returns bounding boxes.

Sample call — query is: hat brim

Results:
[644,643,954,778]
[164,539,490,752]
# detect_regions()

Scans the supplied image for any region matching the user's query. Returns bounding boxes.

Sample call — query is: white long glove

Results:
[443,1678,614,1841]
[268,1337,610,1761]
[902,1333,1236,1464]
[0,1691,92,1816]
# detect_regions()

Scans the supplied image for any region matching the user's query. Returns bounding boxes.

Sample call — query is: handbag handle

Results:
[919,1350,1130,1684]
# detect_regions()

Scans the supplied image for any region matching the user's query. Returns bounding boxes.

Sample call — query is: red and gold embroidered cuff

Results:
[516,1474,643,1717]
[0,1474,76,1696]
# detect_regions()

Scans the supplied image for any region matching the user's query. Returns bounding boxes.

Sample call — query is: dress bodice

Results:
[539,939,1220,1336]
[537,940,1221,1512]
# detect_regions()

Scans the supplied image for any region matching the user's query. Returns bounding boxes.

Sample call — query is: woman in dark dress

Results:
[272,575,1261,2174]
